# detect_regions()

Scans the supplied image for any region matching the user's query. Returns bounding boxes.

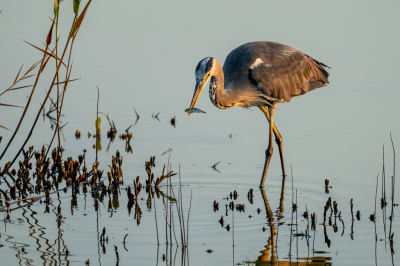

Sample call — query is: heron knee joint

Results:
[265,147,273,155]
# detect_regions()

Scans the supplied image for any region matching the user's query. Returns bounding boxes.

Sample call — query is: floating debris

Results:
[229,201,234,211]
[236,204,245,212]
[333,201,338,216]
[213,200,219,208]
[211,161,221,173]
[57,205,62,219]
[370,212,375,222]
[206,249,213,253]
[247,188,253,198]
[133,107,140,126]
[125,125,132,133]
[356,210,361,220]
[152,111,161,121]
[185,107,206,114]
[257,208,261,214]
[100,227,106,242]
[381,198,387,205]
[114,245,119,260]
[161,149,173,155]
[233,190,238,198]
[170,116,176,128]
[350,198,354,219]
[213,200,219,212]
[311,212,316,222]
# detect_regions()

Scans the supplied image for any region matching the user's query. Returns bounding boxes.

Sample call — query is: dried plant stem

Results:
[312,214,317,253]
[289,165,294,259]
[55,10,61,147]
[171,165,187,248]
[169,174,172,246]
[154,194,160,245]
[95,86,99,174]
[4,1,90,166]
[186,189,192,247]
[0,40,51,161]
[374,174,379,245]
[45,64,73,158]
[375,174,379,217]
[232,200,234,247]
[170,181,183,247]
[45,35,77,157]
[179,166,186,247]
[172,210,178,246]
[165,175,168,244]
[8,29,74,167]
[389,133,395,238]
[383,145,386,200]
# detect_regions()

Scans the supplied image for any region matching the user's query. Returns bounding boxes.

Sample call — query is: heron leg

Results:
[258,106,286,177]
[259,103,277,188]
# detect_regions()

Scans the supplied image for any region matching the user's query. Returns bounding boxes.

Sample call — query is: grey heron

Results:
[188,41,330,188]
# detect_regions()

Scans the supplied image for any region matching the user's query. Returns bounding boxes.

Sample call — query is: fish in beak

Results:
[188,76,210,116]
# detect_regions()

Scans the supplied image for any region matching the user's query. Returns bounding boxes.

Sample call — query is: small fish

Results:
[185,108,206,114]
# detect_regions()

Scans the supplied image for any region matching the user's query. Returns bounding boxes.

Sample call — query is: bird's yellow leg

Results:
[258,106,286,178]
[258,104,285,187]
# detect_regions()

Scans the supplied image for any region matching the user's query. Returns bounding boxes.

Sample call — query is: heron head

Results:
[188,57,214,116]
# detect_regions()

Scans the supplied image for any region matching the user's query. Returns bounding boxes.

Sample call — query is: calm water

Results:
[1,1,400,265]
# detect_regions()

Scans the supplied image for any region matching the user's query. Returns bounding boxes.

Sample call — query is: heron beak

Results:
[188,79,206,116]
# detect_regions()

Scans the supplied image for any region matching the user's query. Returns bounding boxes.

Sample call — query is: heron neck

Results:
[209,61,227,109]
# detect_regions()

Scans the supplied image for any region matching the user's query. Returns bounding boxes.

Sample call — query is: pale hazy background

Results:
[1,0,400,205]
[1,1,400,265]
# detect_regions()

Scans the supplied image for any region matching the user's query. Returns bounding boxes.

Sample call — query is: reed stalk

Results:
[389,133,395,238]
[7,0,91,167]
[0,39,51,161]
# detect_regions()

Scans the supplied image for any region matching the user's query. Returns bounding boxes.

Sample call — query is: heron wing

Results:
[249,50,330,102]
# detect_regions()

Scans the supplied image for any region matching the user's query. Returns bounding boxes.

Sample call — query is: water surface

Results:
[1,1,400,265]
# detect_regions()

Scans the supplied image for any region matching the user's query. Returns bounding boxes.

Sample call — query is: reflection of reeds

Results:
[169,165,192,249]
[371,174,378,223]
[389,133,395,243]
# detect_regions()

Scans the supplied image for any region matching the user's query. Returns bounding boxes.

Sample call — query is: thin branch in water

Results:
[154,194,160,245]
[389,133,395,238]
[95,86,100,175]
[186,189,192,247]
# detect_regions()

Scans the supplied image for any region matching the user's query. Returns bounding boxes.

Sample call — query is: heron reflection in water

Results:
[245,176,332,265]
[188,42,329,187]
